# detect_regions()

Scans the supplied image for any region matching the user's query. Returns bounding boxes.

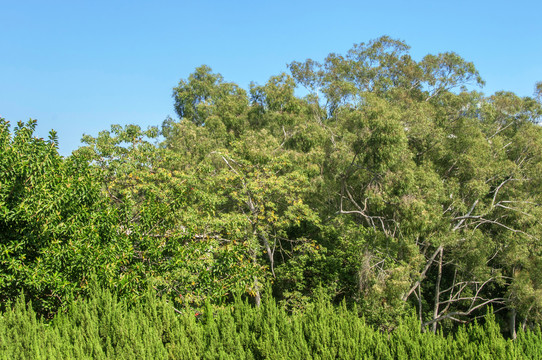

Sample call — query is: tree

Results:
[77,122,263,308]
[173,65,249,136]
[0,119,134,315]
[287,37,541,332]
[13,36,536,332]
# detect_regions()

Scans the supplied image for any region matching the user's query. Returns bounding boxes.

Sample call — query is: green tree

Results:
[0,119,134,315]
[173,65,249,136]
[287,37,541,332]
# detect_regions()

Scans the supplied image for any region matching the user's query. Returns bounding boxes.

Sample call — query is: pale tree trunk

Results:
[432,247,443,333]
[508,308,517,340]
[250,244,261,307]
[253,276,261,307]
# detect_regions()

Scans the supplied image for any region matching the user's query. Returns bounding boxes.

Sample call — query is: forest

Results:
[1,36,542,357]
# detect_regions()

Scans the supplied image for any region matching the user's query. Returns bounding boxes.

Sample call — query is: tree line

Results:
[1,36,542,338]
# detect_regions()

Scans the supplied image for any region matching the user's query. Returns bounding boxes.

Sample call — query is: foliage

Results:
[0,119,134,315]
[2,36,542,338]
[1,287,541,359]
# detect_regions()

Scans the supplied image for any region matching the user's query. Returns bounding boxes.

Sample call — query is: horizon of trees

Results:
[2,36,542,339]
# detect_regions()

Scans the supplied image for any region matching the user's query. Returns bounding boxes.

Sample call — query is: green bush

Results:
[0,119,135,316]
[0,287,540,359]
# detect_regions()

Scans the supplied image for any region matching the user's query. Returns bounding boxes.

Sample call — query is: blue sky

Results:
[1,0,541,156]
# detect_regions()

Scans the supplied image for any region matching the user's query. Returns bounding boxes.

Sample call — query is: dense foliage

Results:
[2,36,542,346]
[1,287,541,359]
[0,119,138,315]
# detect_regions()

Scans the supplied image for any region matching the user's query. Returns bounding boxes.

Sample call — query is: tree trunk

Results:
[250,239,261,307]
[253,276,261,307]
[431,248,443,333]
[509,308,517,340]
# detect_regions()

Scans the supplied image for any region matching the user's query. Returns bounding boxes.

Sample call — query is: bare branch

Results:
[423,298,505,328]
[488,121,515,139]
[452,199,479,231]
[403,245,443,301]
[490,177,523,209]
[494,202,534,217]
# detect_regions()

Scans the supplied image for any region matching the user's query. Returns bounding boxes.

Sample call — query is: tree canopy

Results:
[2,36,542,337]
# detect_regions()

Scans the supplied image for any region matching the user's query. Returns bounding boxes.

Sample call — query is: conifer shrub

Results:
[1,287,541,359]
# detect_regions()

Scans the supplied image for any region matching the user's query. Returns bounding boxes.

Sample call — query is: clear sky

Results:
[1,0,541,156]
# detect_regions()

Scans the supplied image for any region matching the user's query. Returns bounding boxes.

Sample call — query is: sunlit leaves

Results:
[0,119,134,315]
